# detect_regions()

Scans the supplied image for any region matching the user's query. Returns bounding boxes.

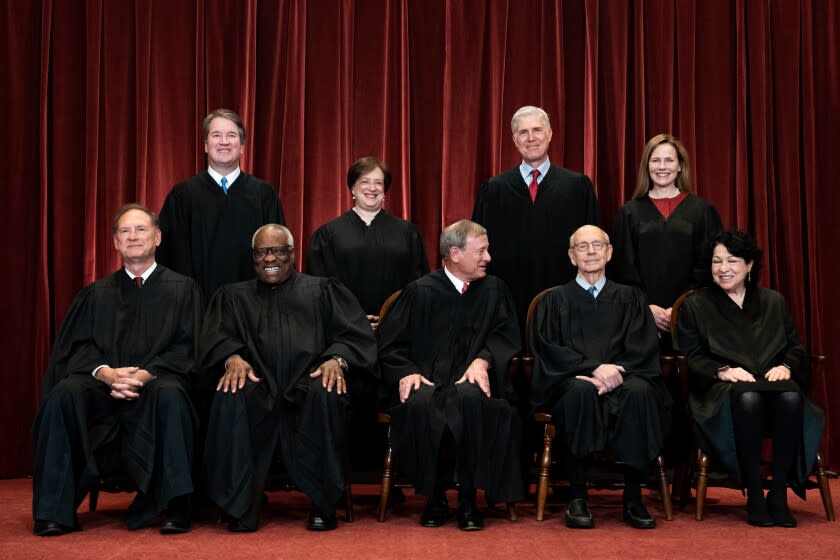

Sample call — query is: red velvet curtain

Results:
[3,0,838,476]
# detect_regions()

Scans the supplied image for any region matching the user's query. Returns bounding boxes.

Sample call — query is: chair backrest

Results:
[379,290,402,320]
[518,287,554,386]
[669,288,698,341]
[668,289,698,403]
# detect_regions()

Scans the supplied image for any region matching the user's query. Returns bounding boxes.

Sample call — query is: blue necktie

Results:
[588,286,597,298]
[220,176,229,194]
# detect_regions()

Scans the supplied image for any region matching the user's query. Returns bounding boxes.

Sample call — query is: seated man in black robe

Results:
[32,204,203,536]
[529,225,669,529]
[199,224,377,532]
[377,220,525,531]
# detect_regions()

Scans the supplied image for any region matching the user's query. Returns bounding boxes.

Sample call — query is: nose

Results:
[485,250,491,263]
[586,244,596,254]
[264,251,277,262]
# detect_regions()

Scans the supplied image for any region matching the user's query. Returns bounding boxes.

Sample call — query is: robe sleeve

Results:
[777,296,810,390]
[197,287,251,387]
[529,289,605,409]
[409,224,430,278]
[609,204,642,288]
[157,185,194,278]
[479,280,522,400]
[580,174,601,227]
[470,180,491,227]
[689,202,723,290]
[377,285,422,387]
[613,288,662,379]
[317,279,378,375]
[143,278,204,379]
[262,182,286,226]
[305,226,334,277]
[674,294,730,391]
[41,284,102,394]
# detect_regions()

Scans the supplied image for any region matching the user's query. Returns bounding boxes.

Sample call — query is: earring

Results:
[352,195,356,200]
[748,271,751,282]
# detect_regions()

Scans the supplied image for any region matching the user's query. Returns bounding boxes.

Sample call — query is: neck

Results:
[649,185,680,199]
[353,206,381,224]
[210,162,239,176]
[524,157,548,169]
[579,271,604,285]
[724,284,747,307]
[125,260,154,278]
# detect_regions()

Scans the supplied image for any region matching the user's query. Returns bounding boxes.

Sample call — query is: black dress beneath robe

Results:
[32,266,203,529]
[306,209,428,316]
[158,171,285,301]
[529,280,670,471]
[376,269,525,502]
[198,273,377,528]
[675,286,824,494]
[610,193,722,308]
[472,165,600,333]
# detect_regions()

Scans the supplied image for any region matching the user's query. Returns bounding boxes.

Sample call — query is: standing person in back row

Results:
[158,108,286,303]
[472,105,600,335]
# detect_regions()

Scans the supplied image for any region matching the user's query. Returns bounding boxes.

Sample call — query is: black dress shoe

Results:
[33,520,71,537]
[228,519,257,532]
[307,508,338,531]
[623,501,656,529]
[746,498,774,527]
[767,500,797,528]
[160,516,192,535]
[456,497,484,531]
[420,497,450,527]
[565,498,594,529]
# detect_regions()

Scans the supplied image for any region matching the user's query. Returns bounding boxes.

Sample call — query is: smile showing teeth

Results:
[265,267,279,272]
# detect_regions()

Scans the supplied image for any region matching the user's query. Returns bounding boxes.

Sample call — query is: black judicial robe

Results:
[675,286,824,494]
[529,280,670,470]
[377,270,525,502]
[472,165,600,332]
[198,273,377,524]
[32,266,202,528]
[306,209,429,316]
[610,194,722,308]
[158,171,285,301]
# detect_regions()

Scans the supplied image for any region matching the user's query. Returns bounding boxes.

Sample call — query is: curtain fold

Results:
[3,0,838,476]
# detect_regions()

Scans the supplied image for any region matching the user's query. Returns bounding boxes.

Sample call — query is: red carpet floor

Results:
[1,478,837,559]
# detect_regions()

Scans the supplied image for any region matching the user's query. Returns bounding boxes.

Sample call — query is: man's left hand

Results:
[591,363,625,393]
[455,358,491,397]
[110,368,155,400]
[309,359,347,394]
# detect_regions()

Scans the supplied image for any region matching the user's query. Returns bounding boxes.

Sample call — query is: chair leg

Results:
[815,451,836,521]
[343,484,354,522]
[377,427,393,522]
[89,484,100,512]
[535,424,555,521]
[506,502,518,522]
[695,450,709,521]
[656,455,673,521]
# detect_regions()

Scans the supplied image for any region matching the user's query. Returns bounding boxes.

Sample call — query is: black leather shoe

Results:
[228,518,257,532]
[420,496,450,527]
[33,520,71,537]
[767,499,797,528]
[746,498,774,527]
[456,497,484,531]
[565,498,594,529]
[623,501,656,529]
[307,508,338,531]
[160,516,192,534]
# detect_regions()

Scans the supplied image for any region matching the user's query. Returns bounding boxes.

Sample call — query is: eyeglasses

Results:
[572,241,609,253]
[253,245,294,260]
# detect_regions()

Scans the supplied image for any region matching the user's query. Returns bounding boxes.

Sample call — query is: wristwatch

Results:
[331,355,348,371]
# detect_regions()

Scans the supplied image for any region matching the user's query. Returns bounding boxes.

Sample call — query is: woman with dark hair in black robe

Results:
[675,230,824,527]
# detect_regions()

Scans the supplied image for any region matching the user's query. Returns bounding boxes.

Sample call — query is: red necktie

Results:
[461,282,469,294]
[529,169,540,202]
[134,277,143,288]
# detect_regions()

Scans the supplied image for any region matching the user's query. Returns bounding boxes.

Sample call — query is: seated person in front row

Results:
[529,225,670,529]
[199,224,377,532]
[377,220,526,531]
[32,204,203,536]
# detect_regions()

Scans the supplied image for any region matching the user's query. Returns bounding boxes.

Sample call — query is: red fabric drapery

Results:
[3,0,838,476]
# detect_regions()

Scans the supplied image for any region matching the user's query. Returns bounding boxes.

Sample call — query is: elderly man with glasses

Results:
[528,225,670,530]
[198,224,377,532]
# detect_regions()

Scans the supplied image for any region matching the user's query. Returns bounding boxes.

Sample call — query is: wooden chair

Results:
[523,287,673,522]
[375,290,518,522]
[670,289,835,521]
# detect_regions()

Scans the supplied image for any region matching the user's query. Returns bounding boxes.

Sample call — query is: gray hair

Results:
[511,105,551,134]
[440,220,487,260]
[252,224,294,248]
[569,226,610,248]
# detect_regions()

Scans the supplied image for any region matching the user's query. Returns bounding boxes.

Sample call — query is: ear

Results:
[154,228,162,248]
[113,234,121,251]
[567,248,577,268]
[449,246,462,264]
[605,243,613,262]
